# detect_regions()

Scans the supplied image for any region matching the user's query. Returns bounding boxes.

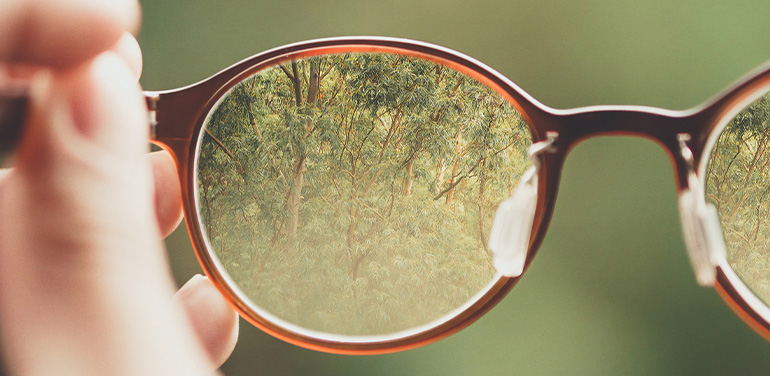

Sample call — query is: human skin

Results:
[0,0,238,374]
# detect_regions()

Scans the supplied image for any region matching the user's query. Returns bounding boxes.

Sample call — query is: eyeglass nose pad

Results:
[489,167,538,278]
[678,187,728,287]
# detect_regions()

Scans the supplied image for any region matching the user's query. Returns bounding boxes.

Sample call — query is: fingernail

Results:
[178,274,214,304]
[177,274,233,319]
[113,33,143,81]
[106,0,143,35]
[183,273,207,288]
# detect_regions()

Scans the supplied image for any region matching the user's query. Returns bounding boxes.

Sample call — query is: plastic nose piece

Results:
[489,167,538,278]
[678,188,727,287]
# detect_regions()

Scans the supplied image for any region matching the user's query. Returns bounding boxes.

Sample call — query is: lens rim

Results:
[699,73,770,342]
[154,37,553,354]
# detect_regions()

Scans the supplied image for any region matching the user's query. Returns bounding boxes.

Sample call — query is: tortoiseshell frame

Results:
[7,36,759,353]
[142,37,770,353]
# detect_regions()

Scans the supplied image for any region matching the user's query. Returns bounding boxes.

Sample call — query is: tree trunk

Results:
[278,60,318,241]
[347,179,362,285]
[402,159,415,196]
[291,61,302,106]
[435,158,446,193]
[285,155,306,239]
[307,60,320,106]
[478,157,490,255]
[446,128,463,207]
[346,170,359,250]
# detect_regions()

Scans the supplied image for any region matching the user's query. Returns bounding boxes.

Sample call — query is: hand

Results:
[0,1,238,374]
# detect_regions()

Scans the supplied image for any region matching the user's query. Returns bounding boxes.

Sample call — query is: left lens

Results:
[194,51,533,339]
[706,89,770,304]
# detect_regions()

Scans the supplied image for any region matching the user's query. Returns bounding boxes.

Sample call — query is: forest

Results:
[707,91,770,304]
[196,52,533,336]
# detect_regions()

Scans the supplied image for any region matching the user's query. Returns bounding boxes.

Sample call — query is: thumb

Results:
[8,51,160,277]
[0,53,215,374]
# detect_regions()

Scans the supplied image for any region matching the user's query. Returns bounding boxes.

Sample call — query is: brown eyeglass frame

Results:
[3,36,770,354]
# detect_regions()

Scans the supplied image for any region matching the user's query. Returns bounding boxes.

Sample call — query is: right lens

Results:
[193,50,534,339]
[706,89,770,304]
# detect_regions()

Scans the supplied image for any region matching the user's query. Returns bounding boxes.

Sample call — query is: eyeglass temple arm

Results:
[676,133,727,287]
[0,88,162,162]
[0,86,29,163]
[145,92,160,139]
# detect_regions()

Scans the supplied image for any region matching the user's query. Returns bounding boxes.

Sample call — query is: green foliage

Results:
[707,92,770,302]
[196,52,533,335]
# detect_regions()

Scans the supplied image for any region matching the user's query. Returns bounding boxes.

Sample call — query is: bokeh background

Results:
[138,1,770,375]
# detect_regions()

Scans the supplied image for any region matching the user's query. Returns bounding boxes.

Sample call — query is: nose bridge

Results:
[539,106,703,189]
[554,107,690,147]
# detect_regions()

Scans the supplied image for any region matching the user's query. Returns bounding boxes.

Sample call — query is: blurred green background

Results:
[138,1,770,375]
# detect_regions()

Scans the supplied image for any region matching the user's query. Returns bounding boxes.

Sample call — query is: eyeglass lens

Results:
[193,52,534,336]
[706,89,770,305]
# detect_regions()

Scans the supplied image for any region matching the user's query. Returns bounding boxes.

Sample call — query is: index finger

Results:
[0,0,140,67]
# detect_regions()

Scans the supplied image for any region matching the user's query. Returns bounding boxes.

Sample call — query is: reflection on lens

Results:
[195,52,533,336]
[706,90,770,304]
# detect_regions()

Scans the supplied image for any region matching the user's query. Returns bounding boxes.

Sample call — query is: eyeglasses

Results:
[3,36,770,354]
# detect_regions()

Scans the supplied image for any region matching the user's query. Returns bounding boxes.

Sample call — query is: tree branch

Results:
[278,63,294,81]
[204,128,234,159]
[434,175,467,200]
